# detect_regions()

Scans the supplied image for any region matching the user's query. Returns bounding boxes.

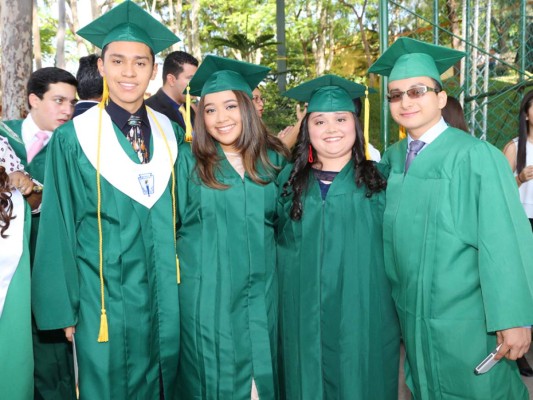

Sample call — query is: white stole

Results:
[0,190,24,318]
[74,106,177,209]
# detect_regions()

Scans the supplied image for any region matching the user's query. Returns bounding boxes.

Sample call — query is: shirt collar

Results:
[105,99,150,131]
[407,117,448,147]
[23,113,53,136]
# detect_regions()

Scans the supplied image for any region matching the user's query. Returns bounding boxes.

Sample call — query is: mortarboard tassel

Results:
[184,84,193,142]
[399,125,406,140]
[364,85,371,160]
[98,77,109,109]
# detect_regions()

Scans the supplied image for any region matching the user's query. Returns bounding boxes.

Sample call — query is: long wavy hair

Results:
[282,112,386,221]
[0,167,14,238]
[192,90,289,189]
[516,90,533,174]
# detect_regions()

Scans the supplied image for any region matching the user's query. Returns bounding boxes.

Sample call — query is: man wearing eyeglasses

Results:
[370,38,533,399]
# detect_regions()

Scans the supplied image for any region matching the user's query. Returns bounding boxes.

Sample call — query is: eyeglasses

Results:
[386,85,440,103]
[252,96,265,104]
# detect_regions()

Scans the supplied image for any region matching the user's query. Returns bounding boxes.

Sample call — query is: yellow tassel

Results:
[364,85,371,160]
[399,125,406,140]
[146,108,180,285]
[98,77,109,109]
[97,310,109,343]
[184,84,193,142]
[176,256,181,284]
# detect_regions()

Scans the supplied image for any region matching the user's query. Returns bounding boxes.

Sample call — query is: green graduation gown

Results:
[31,115,181,400]
[276,161,400,400]
[381,127,533,400]
[2,120,76,400]
[175,144,284,399]
[0,192,33,400]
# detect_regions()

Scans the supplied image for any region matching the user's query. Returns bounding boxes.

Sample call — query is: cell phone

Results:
[474,344,502,375]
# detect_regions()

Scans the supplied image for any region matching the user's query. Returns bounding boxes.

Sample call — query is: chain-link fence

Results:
[381,0,533,149]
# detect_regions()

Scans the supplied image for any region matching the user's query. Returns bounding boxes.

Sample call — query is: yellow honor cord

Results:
[99,77,109,110]
[147,108,180,284]
[364,85,371,160]
[184,84,193,143]
[94,107,181,342]
[96,107,108,343]
[399,125,407,140]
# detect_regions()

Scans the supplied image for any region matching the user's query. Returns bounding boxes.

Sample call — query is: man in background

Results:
[3,66,77,400]
[73,54,103,117]
[146,50,198,131]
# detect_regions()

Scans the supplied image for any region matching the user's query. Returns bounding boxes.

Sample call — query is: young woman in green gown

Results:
[276,75,400,400]
[175,56,289,399]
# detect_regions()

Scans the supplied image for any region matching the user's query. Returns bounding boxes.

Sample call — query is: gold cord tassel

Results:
[98,77,109,109]
[364,85,371,160]
[184,84,193,142]
[399,125,406,140]
[96,107,109,343]
[146,108,181,285]
[97,310,109,342]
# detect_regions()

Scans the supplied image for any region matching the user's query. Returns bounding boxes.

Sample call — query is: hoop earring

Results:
[308,144,314,163]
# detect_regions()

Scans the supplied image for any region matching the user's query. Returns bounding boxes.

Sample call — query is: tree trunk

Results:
[56,0,66,68]
[189,0,201,60]
[1,0,32,119]
[445,0,462,50]
[313,1,327,76]
[32,0,42,69]
[340,0,375,86]
[66,0,86,55]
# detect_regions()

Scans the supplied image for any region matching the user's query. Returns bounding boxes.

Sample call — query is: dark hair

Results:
[162,51,199,84]
[516,90,533,174]
[442,96,468,131]
[192,90,289,189]
[351,97,363,118]
[101,43,155,66]
[0,167,14,238]
[76,54,103,100]
[27,67,78,109]
[282,112,386,221]
[432,79,443,92]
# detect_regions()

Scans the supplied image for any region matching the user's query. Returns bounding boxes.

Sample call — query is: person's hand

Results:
[296,103,307,121]
[518,166,533,184]
[64,326,76,342]
[278,126,294,138]
[9,171,34,196]
[494,327,531,360]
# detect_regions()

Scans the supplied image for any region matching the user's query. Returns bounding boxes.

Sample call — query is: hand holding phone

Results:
[474,344,502,375]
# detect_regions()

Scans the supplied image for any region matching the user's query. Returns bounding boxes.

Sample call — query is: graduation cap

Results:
[77,0,180,54]
[284,74,376,160]
[187,55,270,98]
[283,74,375,113]
[368,37,465,84]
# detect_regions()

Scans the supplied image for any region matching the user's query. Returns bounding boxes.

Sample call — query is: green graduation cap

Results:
[77,0,180,54]
[283,74,374,113]
[188,55,270,98]
[368,37,465,84]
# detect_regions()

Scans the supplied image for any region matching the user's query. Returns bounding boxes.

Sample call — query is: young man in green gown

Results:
[31,2,183,399]
[3,67,78,400]
[370,37,533,399]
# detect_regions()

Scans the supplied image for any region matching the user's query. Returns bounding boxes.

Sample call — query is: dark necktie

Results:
[405,140,425,173]
[127,115,149,164]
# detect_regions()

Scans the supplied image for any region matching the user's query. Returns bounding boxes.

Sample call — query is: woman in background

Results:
[503,90,533,377]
